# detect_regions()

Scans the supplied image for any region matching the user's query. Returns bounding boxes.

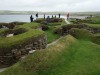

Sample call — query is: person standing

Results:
[36,13,38,19]
[44,14,45,19]
[30,15,33,22]
[52,15,53,18]
[67,13,69,20]
[46,16,50,25]
[59,13,61,18]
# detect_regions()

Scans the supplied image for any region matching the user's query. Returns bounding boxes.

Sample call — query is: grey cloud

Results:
[0,0,99,12]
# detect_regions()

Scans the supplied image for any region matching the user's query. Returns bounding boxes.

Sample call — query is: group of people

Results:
[30,13,38,22]
[30,13,70,22]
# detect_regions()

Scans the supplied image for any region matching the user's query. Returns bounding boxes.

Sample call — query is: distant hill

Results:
[0,10,100,16]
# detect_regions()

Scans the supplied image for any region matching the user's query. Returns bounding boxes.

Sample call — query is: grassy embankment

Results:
[69,16,100,35]
[0,19,62,52]
[34,18,63,43]
[0,17,100,75]
[0,22,45,54]
[45,18,68,43]
[87,16,100,37]
[83,16,100,28]
[0,17,64,53]
[0,34,100,75]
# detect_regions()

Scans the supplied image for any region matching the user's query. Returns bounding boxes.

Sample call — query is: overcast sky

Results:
[0,0,99,12]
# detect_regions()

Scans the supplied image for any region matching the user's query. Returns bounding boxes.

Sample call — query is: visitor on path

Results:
[36,13,38,19]
[30,15,34,22]
[67,13,69,20]
[46,16,50,25]
[59,14,60,18]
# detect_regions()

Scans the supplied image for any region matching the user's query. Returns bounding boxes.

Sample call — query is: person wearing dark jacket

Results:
[44,14,45,19]
[59,14,60,18]
[30,15,33,22]
[36,13,38,19]
[67,13,69,20]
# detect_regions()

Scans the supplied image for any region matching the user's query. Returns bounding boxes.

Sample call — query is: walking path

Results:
[0,68,7,72]
[61,16,71,24]
[64,18,70,24]
[47,37,63,47]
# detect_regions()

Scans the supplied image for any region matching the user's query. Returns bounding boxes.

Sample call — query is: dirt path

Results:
[64,18,70,24]
[0,68,7,72]
[61,16,71,24]
[47,37,63,47]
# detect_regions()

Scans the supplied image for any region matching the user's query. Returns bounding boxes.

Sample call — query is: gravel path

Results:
[64,18,70,24]
[0,68,7,72]
[47,37,63,47]
[61,16,71,24]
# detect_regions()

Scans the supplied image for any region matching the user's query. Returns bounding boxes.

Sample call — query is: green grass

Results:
[0,35,76,75]
[59,40,100,75]
[0,35,100,75]
[70,28,94,41]
[44,19,62,43]
[92,35,100,45]
[87,24,100,28]
[0,29,8,34]
[49,22,62,26]
[91,16,100,24]
[0,18,100,75]
[0,29,44,53]
[0,30,44,46]
[0,22,44,54]
[18,22,40,30]
[95,33,100,36]
[0,18,63,54]
[45,27,60,43]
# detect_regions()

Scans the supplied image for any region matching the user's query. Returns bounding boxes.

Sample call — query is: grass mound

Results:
[18,22,40,30]
[0,35,76,75]
[0,22,44,55]
[1,35,100,75]
[46,26,60,43]
[69,28,93,40]
[0,29,8,35]
[69,28,100,45]
[92,35,100,45]
[87,24,100,28]
[0,29,44,55]
[91,16,100,24]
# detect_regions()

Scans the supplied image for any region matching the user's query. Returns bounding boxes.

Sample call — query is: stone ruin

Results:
[0,35,47,66]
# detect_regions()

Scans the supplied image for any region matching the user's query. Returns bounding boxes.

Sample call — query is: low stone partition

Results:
[0,30,47,65]
[0,28,27,37]
[92,35,100,45]
[54,24,100,36]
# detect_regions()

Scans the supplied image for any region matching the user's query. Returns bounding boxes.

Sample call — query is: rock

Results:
[6,34,14,37]
[29,50,36,54]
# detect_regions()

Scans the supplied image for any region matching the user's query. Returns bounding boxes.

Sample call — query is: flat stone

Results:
[29,50,36,54]
[6,34,14,37]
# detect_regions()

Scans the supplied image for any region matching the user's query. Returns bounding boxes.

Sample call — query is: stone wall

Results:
[61,24,100,35]
[0,35,47,65]
[92,36,100,45]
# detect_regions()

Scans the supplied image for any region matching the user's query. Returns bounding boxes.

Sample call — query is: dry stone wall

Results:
[0,34,47,65]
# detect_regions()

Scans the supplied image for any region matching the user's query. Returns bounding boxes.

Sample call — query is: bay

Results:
[0,15,87,23]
